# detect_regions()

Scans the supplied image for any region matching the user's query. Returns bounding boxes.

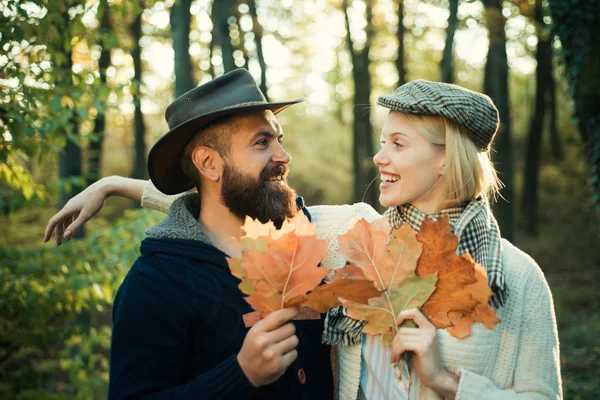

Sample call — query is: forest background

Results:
[1,0,599,398]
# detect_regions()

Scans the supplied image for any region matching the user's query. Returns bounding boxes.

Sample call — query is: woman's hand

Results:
[392,308,459,399]
[43,176,147,246]
[44,179,111,245]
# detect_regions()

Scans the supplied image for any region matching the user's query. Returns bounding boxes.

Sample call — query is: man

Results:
[79,69,333,399]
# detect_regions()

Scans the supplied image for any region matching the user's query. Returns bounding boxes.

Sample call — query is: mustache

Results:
[260,164,289,180]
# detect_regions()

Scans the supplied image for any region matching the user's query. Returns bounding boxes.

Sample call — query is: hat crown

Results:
[377,79,500,151]
[165,69,267,130]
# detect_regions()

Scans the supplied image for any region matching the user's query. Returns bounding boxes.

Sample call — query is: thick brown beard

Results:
[220,161,298,228]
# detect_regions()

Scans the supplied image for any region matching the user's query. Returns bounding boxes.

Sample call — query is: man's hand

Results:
[43,178,111,246]
[237,308,300,388]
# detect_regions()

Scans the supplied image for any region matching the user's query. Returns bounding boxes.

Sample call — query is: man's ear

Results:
[191,146,223,182]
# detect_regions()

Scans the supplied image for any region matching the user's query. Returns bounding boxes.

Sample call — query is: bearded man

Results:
[101,69,333,399]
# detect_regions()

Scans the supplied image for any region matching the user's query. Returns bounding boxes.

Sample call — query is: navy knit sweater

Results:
[108,197,333,399]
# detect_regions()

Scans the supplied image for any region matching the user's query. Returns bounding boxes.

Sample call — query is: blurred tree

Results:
[343,0,378,207]
[482,0,514,241]
[212,0,236,73]
[546,44,562,162]
[171,0,195,96]
[396,0,407,86]
[441,0,459,83]
[233,5,251,70]
[57,45,83,214]
[521,0,552,234]
[247,0,269,99]
[87,0,112,184]
[548,0,600,209]
[131,8,148,181]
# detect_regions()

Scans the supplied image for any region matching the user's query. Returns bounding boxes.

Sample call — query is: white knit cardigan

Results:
[141,182,562,400]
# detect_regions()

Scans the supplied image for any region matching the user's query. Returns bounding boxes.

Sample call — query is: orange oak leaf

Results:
[288,268,381,313]
[230,213,379,327]
[229,213,329,317]
[416,216,500,338]
[337,218,438,344]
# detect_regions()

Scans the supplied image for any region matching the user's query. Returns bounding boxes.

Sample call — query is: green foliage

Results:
[517,155,600,399]
[0,208,162,399]
[0,0,126,211]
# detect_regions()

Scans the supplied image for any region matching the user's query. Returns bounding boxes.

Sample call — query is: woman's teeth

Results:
[381,173,400,183]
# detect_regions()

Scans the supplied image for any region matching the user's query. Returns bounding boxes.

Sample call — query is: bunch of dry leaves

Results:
[228,213,500,341]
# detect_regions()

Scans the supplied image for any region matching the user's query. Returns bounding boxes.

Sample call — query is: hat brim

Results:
[148,99,302,195]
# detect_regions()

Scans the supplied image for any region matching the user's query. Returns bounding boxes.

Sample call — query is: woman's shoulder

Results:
[308,202,382,226]
[501,239,553,301]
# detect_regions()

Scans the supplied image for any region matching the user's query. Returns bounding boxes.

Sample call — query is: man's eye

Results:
[257,139,268,146]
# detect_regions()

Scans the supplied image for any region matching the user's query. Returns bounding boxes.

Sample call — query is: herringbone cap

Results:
[377,80,500,151]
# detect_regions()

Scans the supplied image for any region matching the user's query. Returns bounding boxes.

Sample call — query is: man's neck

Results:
[198,192,244,258]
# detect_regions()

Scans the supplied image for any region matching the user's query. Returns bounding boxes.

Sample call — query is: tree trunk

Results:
[546,52,563,161]
[396,0,406,86]
[343,0,378,207]
[521,0,550,235]
[171,0,195,96]
[548,0,600,209]
[131,12,147,182]
[248,0,269,100]
[441,0,459,83]
[58,48,84,236]
[576,17,600,208]
[212,0,236,73]
[87,0,110,184]
[482,0,514,241]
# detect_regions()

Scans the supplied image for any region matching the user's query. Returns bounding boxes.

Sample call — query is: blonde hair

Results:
[402,113,502,205]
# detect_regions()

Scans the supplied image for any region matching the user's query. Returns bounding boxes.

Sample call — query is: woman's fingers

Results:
[44,208,74,243]
[64,212,87,241]
[396,308,434,329]
[55,220,64,247]
[391,337,421,363]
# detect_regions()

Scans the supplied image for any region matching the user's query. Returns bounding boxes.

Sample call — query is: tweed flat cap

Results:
[377,80,500,151]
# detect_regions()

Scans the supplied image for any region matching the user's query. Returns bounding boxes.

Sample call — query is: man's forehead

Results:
[235,109,282,134]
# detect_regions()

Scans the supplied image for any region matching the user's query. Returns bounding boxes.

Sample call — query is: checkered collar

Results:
[392,202,467,232]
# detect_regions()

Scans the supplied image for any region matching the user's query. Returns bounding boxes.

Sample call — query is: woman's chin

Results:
[379,193,402,208]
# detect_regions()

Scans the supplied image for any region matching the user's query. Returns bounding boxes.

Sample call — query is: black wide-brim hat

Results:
[148,68,302,194]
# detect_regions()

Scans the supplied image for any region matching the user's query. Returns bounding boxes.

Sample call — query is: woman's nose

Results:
[373,148,387,166]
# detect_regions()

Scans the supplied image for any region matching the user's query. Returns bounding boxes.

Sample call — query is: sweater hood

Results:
[141,193,228,266]
[141,192,310,266]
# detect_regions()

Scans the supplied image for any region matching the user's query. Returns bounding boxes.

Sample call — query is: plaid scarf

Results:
[323,196,506,346]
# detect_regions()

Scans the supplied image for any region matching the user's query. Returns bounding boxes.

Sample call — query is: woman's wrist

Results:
[431,370,459,399]
[97,175,123,198]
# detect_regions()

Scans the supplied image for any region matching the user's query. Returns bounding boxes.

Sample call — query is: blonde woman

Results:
[45,80,561,400]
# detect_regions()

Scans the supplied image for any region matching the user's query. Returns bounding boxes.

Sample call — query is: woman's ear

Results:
[191,146,223,182]
[438,152,446,175]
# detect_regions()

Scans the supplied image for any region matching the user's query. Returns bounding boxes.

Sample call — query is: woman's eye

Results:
[394,142,404,148]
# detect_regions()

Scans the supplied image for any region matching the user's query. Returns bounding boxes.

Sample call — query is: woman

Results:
[45,80,561,399]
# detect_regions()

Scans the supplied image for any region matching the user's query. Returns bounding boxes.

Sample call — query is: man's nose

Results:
[273,142,292,164]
